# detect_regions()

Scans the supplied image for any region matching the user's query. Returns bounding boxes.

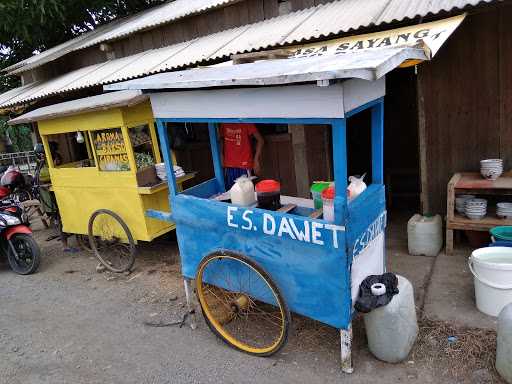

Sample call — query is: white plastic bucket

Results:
[469,247,512,317]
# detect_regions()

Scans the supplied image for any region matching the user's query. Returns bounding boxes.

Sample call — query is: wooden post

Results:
[290,124,310,198]
[417,66,430,215]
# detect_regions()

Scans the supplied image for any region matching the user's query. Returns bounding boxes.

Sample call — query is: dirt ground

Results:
[0,223,504,384]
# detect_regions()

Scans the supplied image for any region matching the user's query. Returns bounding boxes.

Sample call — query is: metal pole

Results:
[183,278,197,330]
[340,324,353,374]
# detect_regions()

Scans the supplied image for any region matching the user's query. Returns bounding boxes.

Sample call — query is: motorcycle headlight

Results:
[0,213,21,226]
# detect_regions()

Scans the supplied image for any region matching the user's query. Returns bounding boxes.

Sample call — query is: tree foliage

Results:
[0,0,166,91]
[0,0,166,152]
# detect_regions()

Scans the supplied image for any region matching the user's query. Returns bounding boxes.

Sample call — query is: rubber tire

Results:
[7,233,41,275]
[196,251,291,357]
[88,209,136,273]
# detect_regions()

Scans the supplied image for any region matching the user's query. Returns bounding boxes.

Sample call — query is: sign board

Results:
[290,14,465,65]
[93,128,130,171]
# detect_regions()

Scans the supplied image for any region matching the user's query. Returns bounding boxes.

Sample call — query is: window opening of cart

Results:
[45,131,95,169]
[92,127,130,171]
[129,124,155,170]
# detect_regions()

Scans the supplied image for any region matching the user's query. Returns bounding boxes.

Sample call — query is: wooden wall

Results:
[419,5,512,214]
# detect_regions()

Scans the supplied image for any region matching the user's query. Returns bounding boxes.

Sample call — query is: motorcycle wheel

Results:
[7,233,41,275]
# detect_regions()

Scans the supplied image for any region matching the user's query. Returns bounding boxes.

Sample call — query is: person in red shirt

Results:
[219,123,264,189]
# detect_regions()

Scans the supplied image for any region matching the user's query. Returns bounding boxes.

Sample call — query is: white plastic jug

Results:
[364,275,418,363]
[407,214,443,257]
[497,303,512,383]
[230,176,256,206]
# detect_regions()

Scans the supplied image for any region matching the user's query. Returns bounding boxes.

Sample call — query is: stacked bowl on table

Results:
[455,194,475,215]
[497,202,512,219]
[464,198,487,220]
[155,163,167,181]
[480,159,503,180]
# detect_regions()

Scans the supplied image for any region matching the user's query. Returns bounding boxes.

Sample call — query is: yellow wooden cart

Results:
[9,91,194,272]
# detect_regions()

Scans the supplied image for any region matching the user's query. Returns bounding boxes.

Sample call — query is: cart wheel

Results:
[88,209,136,273]
[196,251,290,357]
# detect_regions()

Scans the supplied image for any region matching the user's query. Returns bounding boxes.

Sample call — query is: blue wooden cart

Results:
[106,48,427,372]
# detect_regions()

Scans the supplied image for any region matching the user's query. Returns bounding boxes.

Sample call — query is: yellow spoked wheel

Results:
[196,251,290,356]
[88,209,136,273]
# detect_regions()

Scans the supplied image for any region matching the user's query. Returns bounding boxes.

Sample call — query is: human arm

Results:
[252,129,264,175]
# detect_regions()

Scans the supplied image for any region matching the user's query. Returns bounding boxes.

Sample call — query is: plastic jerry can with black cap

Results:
[363,275,418,363]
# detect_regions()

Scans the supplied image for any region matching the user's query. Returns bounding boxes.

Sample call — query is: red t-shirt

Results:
[221,123,258,169]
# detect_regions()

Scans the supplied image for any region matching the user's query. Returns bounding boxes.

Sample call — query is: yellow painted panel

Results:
[54,185,148,241]
[122,101,153,125]
[49,167,136,188]
[38,109,124,135]
[140,188,174,241]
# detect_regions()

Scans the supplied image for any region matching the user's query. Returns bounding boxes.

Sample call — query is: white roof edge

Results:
[104,47,428,91]
[8,90,146,125]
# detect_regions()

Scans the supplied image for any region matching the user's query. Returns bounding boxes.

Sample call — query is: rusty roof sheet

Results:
[0,0,498,108]
[4,0,241,74]
[5,0,496,75]
[8,90,147,124]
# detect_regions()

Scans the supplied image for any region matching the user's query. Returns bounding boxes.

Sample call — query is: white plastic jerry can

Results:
[407,214,443,257]
[230,176,256,206]
[364,275,419,363]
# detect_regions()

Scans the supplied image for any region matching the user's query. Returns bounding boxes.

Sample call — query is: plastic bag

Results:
[347,174,367,201]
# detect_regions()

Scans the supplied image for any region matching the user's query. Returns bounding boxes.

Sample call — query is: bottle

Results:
[364,275,418,363]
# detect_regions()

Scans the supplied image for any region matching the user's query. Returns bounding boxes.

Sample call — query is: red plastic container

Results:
[255,180,281,211]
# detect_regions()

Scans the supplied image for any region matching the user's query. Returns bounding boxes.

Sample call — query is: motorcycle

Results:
[0,201,41,274]
[0,165,33,204]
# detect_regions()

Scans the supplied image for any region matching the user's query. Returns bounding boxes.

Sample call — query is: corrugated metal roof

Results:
[5,0,496,75]
[0,0,498,108]
[5,0,241,74]
[9,90,146,124]
[105,47,428,90]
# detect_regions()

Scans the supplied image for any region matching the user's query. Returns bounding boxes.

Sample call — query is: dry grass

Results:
[413,316,499,380]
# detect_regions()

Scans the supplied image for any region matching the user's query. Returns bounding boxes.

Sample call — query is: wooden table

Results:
[446,172,512,254]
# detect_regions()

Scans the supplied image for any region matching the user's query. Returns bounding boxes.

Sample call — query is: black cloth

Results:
[354,273,399,313]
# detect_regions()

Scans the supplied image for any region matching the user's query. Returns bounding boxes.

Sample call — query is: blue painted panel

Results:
[146,209,174,222]
[346,184,387,259]
[332,120,348,224]
[173,194,351,329]
[208,123,225,193]
[156,119,178,201]
[371,101,384,184]
[181,178,220,199]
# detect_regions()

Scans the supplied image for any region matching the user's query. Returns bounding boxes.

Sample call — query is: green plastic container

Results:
[310,182,331,209]
[490,226,512,241]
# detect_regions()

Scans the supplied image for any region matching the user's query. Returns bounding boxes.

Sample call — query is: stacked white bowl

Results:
[455,194,475,215]
[480,159,503,180]
[497,202,512,219]
[155,163,167,181]
[464,198,487,220]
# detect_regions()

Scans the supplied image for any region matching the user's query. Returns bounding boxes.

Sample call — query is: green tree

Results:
[0,0,166,92]
[0,0,166,152]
